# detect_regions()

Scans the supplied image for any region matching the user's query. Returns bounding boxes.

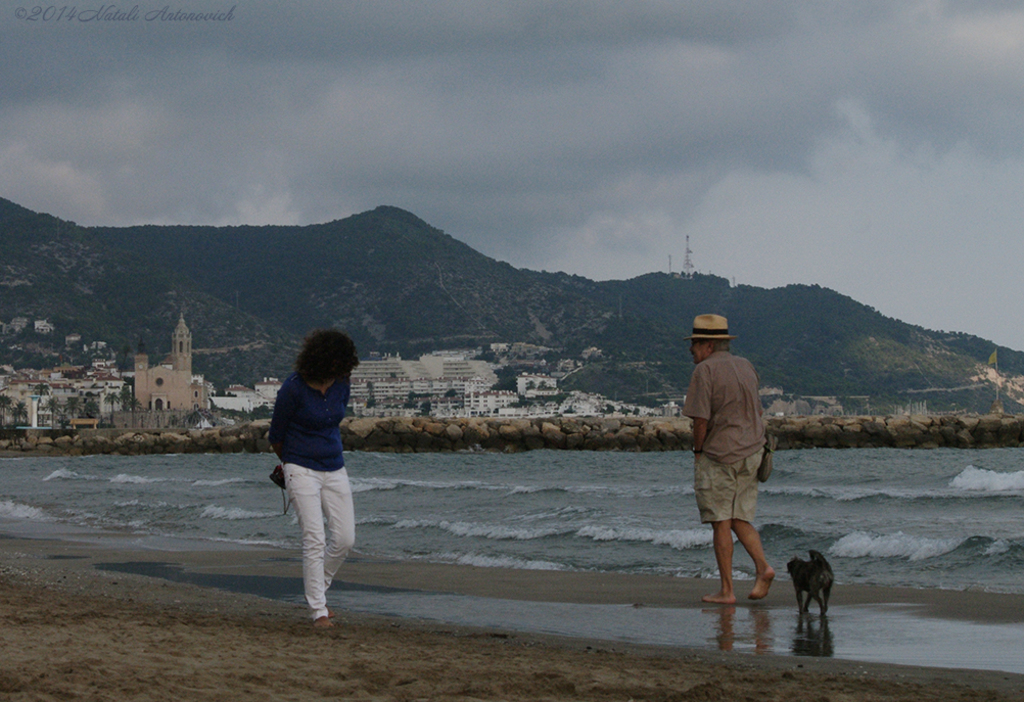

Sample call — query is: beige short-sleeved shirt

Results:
[682,351,764,465]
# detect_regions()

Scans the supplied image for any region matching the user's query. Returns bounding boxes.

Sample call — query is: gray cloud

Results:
[3,1,1024,349]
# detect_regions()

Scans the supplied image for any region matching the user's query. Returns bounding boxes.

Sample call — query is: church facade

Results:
[134,315,209,411]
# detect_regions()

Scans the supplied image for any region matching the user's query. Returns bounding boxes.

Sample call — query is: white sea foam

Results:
[508,485,545,494]
[447,522,567,540]
[350,478,402,492]
[515,505,591,522]
[985,539,1011,556]
[432,551,566,571]
[111,474,167,484]
[113,499,180,510]
[355,478,681,499]
[356,515,396,526]
[576,525,712,550]
[192,478,247,487]
[392,519,567,540]
[200,505,277,520]
[0,500,50,521]
[949,466,1024,492]
[766,485,944,502]
[350,477,493,493]
[692,567,755,581]
[208,536,294,549]
[829,531,962,561]
[42,468,97,481]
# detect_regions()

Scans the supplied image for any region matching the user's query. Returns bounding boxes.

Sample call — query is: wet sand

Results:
[2,532,1024,701]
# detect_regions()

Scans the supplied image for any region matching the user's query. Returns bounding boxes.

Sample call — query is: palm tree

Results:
[126,396,142,427]
[119,384,140,427]
[44,395,63,428]
[83,398,100,419]
[64,396,82,421]
[13,401,28,426]
[104,393,120,426]
[119,384,134,413]
[0,396,12,427]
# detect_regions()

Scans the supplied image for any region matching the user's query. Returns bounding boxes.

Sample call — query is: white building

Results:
[255,377,282,403]
[350,354,498,401]
[517,373,558,397]
[210,385,258,412]
[465,390,518,416]
[210,378,281,412]
[0,367,126,425]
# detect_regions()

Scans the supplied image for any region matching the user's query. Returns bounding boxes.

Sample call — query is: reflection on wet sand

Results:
[793,613,834,657]
[704,606,834,658]
[706,606,773,653]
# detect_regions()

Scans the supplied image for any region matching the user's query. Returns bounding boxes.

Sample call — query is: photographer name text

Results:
[15,5,236,22]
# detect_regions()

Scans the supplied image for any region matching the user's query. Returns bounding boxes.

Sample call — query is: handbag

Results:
[757,435,776,482]
[270,463,286,489]
[269,464,290,514]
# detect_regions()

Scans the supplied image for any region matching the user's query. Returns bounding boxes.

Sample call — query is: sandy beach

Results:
[2,533,1024,701]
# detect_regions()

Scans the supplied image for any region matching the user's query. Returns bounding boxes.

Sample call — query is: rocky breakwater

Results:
[1,414,1023,456]
[769,413,1024,450]
[341,414,1024,452]
[340,417,691,453]
[0,423,273,457]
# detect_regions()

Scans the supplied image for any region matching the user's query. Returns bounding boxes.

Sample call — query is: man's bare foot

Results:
[313,616,333,629]
[327,609,336,618]
[748,567,775,600]
[701,591,737,605]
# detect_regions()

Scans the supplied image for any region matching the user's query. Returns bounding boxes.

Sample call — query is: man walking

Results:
[682,314,774,604]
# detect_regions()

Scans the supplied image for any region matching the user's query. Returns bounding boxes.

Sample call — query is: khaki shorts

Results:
[693,450,763,524]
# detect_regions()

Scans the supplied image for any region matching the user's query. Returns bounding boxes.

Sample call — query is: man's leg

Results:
[702,519,737,604]
[732,519,775,599]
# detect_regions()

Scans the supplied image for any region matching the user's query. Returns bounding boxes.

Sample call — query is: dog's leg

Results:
[821,582,832,615]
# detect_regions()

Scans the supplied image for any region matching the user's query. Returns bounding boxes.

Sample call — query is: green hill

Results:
[1,197,1019,412]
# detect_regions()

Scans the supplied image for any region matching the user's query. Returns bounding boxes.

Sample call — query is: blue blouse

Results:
[268,372,350,471]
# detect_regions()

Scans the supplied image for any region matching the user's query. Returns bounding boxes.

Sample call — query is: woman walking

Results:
[269,329,359,627]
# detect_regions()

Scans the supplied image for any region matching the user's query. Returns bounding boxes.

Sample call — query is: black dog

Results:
[787,550,834,615]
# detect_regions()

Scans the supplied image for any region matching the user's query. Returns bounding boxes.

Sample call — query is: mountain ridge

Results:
[1,197,1019,412]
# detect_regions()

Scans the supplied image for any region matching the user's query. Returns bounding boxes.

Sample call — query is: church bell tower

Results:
[170,314,192,375]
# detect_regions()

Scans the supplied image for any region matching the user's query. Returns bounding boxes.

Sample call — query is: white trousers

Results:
[283,463,355,620]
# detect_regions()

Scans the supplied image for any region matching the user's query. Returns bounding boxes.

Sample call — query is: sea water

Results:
[3,446,1023,594]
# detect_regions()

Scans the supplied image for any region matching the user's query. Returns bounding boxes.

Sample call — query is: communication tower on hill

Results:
[682,235,694,279]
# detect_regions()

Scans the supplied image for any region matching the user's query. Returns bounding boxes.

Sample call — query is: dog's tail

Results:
[809,550,833,573]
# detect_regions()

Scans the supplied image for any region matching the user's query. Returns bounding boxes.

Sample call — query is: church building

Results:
[134,315,209,411]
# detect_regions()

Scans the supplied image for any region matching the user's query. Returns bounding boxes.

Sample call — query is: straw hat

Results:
[684,314,736,340]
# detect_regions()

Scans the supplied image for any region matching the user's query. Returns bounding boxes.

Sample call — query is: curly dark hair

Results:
[294,329,359,383]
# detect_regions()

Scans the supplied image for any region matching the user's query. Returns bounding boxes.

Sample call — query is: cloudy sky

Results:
[4,1,1024,351]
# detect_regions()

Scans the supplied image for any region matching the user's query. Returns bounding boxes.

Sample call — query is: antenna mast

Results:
[682,236,694,279]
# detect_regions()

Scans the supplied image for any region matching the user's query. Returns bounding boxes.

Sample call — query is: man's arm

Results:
[692,417,707,457]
